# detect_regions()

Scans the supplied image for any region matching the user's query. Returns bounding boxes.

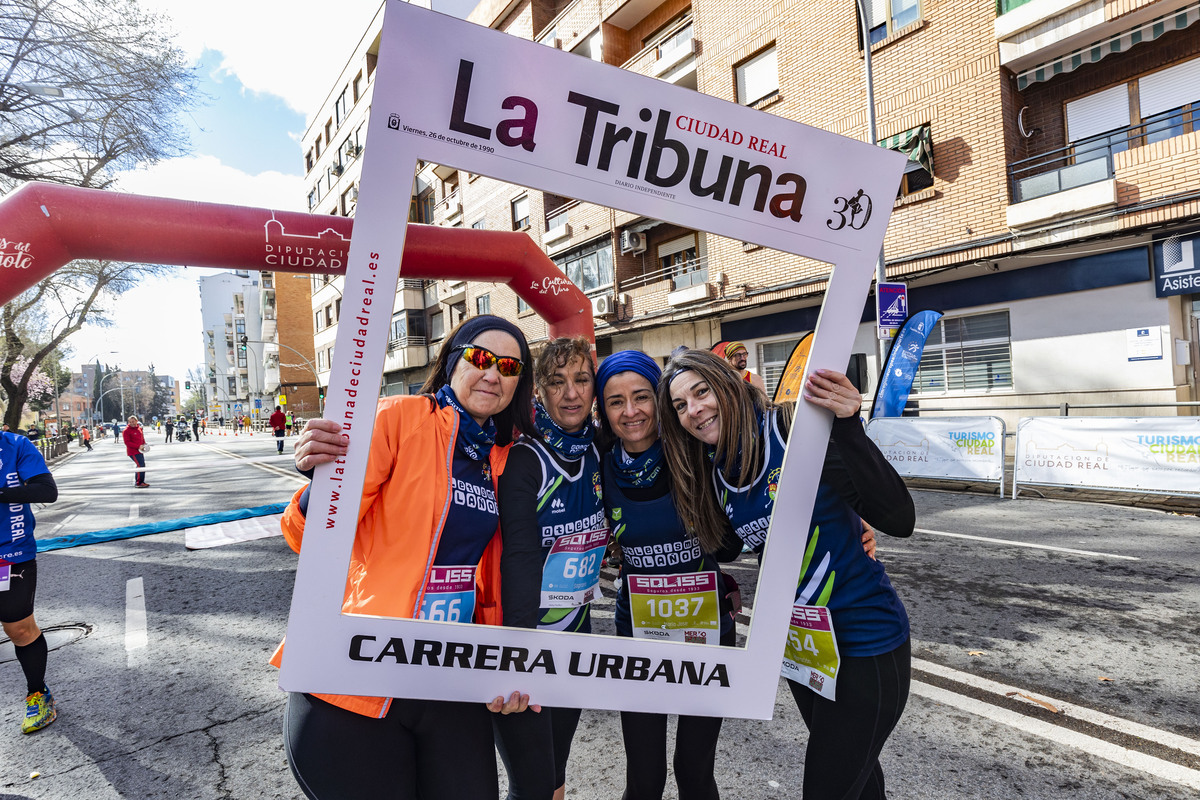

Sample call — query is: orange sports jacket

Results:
[271,394,511,718]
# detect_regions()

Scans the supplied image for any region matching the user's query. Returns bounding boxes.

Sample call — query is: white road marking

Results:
[125,577,148,654]
[128,504,139,520]
[913,527,1139,561]
[914,658,1200,758]
[47,512,78,537]
[911,681,1200,791]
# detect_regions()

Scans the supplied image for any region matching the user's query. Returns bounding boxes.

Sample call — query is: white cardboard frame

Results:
[279,1,905,720]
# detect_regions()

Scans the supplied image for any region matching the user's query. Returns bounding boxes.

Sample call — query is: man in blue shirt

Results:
[0,431,60,733]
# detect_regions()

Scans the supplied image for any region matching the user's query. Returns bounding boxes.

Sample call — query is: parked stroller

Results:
[175,420,192,442]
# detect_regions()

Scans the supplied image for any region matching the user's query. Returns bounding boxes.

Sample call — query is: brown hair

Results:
[657,349,788,553]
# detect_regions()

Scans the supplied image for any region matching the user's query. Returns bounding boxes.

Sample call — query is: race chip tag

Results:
[0,564,9,592]
[628,571,721,644]
[780,603,841,701]
[418,565,477,623]
[540,528,609,608]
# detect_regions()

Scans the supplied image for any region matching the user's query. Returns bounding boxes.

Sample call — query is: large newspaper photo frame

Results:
[279,1,906,720]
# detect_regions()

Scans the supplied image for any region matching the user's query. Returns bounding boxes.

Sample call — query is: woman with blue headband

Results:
[596,349,738,800]
[494,335,605,800]
[274,314,539,800]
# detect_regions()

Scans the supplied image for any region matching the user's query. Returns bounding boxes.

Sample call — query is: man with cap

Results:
[713,341,765,391]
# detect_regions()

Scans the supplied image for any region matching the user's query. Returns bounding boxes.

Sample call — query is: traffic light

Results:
[185,380,191,390]
[319,387,325,400]
[239,335,248,352]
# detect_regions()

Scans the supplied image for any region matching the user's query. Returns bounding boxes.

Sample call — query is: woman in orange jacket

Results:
[279,315,538,800]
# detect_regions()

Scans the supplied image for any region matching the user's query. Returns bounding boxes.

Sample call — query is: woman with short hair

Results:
[494,335,605,800]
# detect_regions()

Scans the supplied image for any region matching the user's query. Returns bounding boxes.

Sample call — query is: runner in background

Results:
[495,336,605,800]
[277,315,540,800]
[660,350,914,800]
[0,429,61,733]
[597,350,738,800]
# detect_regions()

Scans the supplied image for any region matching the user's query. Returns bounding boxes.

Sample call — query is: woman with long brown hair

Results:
[659,349,913,800]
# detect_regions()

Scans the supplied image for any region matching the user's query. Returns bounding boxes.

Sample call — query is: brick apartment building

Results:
[302,0,1199,422]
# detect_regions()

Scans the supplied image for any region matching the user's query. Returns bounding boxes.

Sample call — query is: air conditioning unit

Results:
[591,295,615,317]
[620,230,647,254]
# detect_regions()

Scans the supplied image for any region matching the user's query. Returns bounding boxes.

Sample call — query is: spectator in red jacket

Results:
[122,416,149,488]
[269,406,287,454]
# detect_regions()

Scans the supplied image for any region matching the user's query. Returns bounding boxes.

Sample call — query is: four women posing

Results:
[283,324,914,800]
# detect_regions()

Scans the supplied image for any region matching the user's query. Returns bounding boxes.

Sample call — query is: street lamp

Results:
[853,0,891,371]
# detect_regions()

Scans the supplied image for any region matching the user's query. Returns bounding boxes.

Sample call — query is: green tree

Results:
[146,363,172,420]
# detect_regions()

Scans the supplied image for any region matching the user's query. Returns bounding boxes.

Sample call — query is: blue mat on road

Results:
[36,503,289,552]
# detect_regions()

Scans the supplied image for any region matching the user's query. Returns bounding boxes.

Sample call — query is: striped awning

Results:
[879,123,934,176]
[1017,2,1200,90]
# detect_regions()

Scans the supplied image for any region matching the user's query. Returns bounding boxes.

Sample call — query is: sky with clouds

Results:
[66,0,476,383]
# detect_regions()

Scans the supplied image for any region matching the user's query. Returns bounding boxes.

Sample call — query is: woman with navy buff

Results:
[659,349,914,800]
[494,335,605,800]
[597,350,736,800]
[276,315,540,800]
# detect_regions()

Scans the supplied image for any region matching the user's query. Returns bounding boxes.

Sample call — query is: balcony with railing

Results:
[1007,105,1200,228]
[621,17,696,88]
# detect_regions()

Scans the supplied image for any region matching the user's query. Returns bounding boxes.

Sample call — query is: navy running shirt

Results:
[604,457,732,641]
[434,444,501,568]
[519,437,606,632]
[0,432,51,564]
[716,410,908,657]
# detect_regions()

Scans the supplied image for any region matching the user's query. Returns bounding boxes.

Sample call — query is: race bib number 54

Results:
[780,604,840,701]
[418,565,477,623]
[628,571,720,644]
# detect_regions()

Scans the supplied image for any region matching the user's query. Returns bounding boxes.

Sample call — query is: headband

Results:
[596,350,662,400]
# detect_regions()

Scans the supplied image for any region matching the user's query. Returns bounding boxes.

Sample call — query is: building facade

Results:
[303,0,1200,424]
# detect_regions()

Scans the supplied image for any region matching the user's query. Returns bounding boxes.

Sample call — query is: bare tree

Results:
[1,259,163,429]
[0,0,197,189]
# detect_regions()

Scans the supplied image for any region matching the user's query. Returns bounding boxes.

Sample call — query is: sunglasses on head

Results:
[455,344,524,377]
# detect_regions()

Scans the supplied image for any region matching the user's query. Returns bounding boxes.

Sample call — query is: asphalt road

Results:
[0,433,1197,798]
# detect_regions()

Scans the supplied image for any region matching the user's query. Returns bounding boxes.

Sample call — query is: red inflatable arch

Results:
[0,181,593,341]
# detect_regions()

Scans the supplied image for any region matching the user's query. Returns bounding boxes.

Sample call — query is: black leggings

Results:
[493,706,581,799]
[619,711,722,800]
[787,637,911,800]
[284,692,499,800]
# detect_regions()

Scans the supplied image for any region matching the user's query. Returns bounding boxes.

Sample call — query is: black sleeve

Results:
[297,484,311,517]
[0,471,58,504]
[498,445,546,629]
[823,415,914,538]
[710,520,745,562]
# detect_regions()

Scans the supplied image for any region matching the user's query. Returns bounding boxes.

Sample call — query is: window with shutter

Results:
[736,46,778,106]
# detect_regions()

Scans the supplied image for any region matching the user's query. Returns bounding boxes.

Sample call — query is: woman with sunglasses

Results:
[276,315,538,800]
[659,350,914,800]
[493,335,605,800]
[597,350,738,800]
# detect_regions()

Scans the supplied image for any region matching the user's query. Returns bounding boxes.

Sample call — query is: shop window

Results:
[912,311,1013,395]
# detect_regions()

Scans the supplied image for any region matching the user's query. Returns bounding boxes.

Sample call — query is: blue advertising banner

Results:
[870,310,943,419]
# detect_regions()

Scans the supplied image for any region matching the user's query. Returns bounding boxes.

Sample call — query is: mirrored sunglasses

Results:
[458,344,524,377]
